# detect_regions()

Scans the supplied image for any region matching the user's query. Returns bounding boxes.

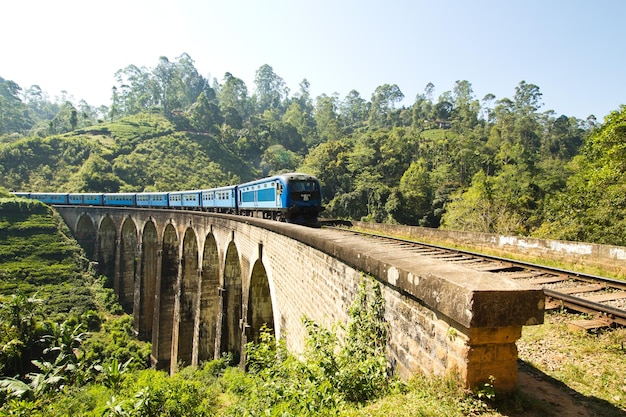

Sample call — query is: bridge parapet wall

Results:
[55,207,543,394]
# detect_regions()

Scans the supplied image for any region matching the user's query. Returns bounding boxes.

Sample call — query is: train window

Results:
[290,181,317,192]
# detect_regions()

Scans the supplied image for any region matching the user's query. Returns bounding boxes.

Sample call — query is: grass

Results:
[518,310,626,414]
[339,374,498,417]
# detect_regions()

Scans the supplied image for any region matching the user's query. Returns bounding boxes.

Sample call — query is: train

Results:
[12,172,325,225]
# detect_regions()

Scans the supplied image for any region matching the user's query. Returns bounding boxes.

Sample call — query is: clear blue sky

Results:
[2,0,624,120]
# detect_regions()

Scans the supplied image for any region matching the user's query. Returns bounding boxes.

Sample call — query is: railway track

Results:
[325,225,626,330]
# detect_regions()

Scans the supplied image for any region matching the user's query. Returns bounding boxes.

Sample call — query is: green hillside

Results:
[0,113,257,193]
[0,195,99,317]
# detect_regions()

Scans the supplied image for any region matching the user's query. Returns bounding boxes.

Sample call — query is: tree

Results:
[451,80,480,132]
[253,64,288,113]
[433,96,453,125]
[153,56,176,113]
[23,85,59,124]
[110,64,153,117]
[218,72,250,127]
[260,144,302,175]
[70,154,123,192]
[299,138,352,203]
[540,114,584,160]
[411,92,433,130]
[189,92,222,133]
[109,54,211,120]
[368,84,404,128]
[173,52,212,110]
[535,106,626,245]
[440,170,496,232]
[0,78,33,135]
[293,78,315,120]
[282,100,314,146]
[481,93,496,124]
[287,79,317,144]
[314,94,341,145]
[0,293,44,377]
[514,81,543,116]
[47,101,78,134]
[394,158,433,225]
[340,90,368,129]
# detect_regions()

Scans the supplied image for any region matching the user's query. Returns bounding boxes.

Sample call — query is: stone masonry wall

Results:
[55,207,543,393]
[246,222,478,385]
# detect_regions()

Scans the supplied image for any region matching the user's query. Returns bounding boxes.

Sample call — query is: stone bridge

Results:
[54,206,544,394]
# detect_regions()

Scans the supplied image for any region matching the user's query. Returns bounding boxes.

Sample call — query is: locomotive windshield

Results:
[289,180,318,192]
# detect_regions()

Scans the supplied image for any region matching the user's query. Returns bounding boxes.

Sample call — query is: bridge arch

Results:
[221,240,242,362]
[139,220,158,340]
[247,259,274,344]
[98,216,116,286]
[177,227,199,367]
[200,232,220,361]
[75,213,96,259]
[118,217,138,313]
[155,222,179,369]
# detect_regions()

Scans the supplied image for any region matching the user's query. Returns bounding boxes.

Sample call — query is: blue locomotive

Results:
[14,173,324,225]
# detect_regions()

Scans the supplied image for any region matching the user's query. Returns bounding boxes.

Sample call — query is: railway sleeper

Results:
[567,317,614,333]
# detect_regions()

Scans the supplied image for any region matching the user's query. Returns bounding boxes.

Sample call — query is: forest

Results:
[2,52,626,245]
